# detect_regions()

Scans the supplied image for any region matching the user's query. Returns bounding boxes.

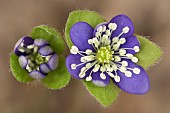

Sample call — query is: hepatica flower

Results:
[14,36,58,79]
[66,14,150,94]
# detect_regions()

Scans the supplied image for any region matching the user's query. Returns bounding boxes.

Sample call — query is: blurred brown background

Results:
[0,0,169,113]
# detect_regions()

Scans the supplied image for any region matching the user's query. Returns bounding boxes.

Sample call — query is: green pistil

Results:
[97,46,112,63]
[34,53,47,64]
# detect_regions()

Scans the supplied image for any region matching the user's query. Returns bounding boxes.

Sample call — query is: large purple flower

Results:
[14,36,58,79]
[66,14,150,94]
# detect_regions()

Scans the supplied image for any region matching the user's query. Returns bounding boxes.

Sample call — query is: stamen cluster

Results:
[70,23,141,82]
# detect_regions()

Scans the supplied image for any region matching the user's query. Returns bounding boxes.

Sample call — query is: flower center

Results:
[34,53,46,64]
[97,46,112,63]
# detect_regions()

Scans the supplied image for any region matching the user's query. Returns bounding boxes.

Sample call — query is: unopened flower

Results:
[66,14,149,94]
[14,36,58,79]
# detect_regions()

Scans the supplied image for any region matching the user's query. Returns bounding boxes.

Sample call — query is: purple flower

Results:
[14,36,58,79]
[66,14,150,94]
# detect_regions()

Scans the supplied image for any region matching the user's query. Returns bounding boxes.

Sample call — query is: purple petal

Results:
[70,22,94,51]
[47,53,58,70]
[18,55,28,69]
[110,14,134,38]
[14,36,34,56]
[40,63,51,74]
[114,60,150,94]
[66,54,89,79]
[38,46,53,56]
[92,71,110,87]
[23,36,34,46]
[34,39,49,47]
[120,36,140,54]
[29,70,46,79]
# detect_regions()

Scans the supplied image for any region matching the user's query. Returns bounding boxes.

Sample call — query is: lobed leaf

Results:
[83,80,120,107]
[31,25,65,54]
[41,56,71,90]
[136,35,163,70]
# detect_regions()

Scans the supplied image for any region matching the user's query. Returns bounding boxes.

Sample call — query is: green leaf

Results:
[65,10,106,48]
[83,80,121,107]
[31,25,65,54]
[10,53,34,83]
[136,35,163,69]
[41,56,71,90]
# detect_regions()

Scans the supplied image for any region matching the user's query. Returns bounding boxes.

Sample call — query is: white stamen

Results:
[126,53,133,58]
[114,75,120,82]
[80,67,86,72]
[108,72,115,78]
[85,63,92,68]
[119,38,126,44]
[85,49,93,54]
[93,64,100,72]
[45,55,51,61]
[27,45,35,49]
[119,66,127,72]
[102,35,109,42]
[71,64,77,70]
[106,30,111,36]
[93,38,100,48]
[18,48,25,52]
[80,57,86,62]
[100,65,106,72]
[125,71,132,77]
[122,61,128,67]
[26,65,32,72]
[84,55,95,61]
[119,49,126,55]
[105,64,113,72]
[88,39,93,44]
[111,64,118,70]
[97,26,103,32]
[114,56,121,62]
[102,25,106,32]
[79,72,86,78]
[131,57,138,63]
[70,46,79,54]
[133,68,141,74]
[112,37,119,43]
[86,76,92,81]
[100,73,106,80]
[122,26,130,34]
[108,23,117,30]
[95,32,100,37]
[134,46,140,52]
[33,46,38,53]
[20,43,24,47]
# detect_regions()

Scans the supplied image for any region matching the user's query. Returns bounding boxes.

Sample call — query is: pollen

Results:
[97,46,112,63]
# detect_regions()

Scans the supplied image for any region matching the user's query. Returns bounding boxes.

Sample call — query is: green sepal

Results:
[83,80,121,107]
[41,56,71,90]
[31,25,65,54]
[10,53,34,83]
[136,35,163,69]
[65,10,106,48]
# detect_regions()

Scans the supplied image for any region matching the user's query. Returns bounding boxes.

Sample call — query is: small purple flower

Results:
[14,36,58,79]
[66,14,150,94]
